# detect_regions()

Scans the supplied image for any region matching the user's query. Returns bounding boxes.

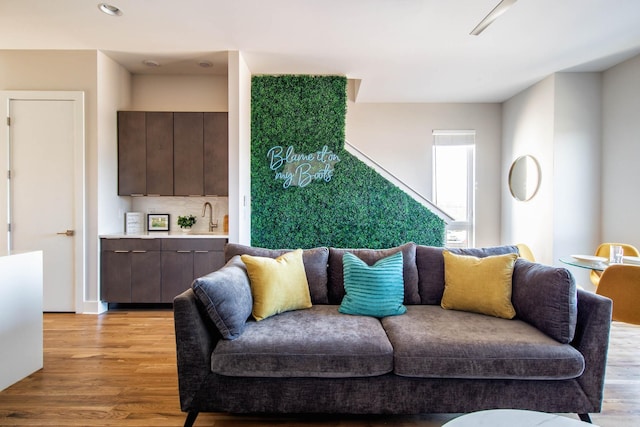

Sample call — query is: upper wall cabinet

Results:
[117,111,228,196]
[204,112,229,197]
[174,112,204,196]
[146,112,174,196]
[118,111,146,195]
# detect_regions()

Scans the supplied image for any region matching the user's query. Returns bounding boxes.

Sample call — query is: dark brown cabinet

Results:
[131,251,162,302]
[204,112,229,196]
[117,111,228,196]
[145,112,174,196]
[100,250,132,302]
[160,250,194,303]
[194,249,225,279]
[174,112,204,196]
[100,237,226,304]
[118,111,174,196]
[160,238,225,302]
[118,111,146,195]
[100,238,162,303]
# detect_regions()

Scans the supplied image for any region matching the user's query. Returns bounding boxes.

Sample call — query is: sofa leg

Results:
[578,413,592,423]
[184,411,199,427]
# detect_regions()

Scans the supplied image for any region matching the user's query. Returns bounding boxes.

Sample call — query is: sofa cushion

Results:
[416,245,520,305]
[328,242,420,304]
[339,251,407,317]
[211,305,394,378]
[512,259,577,344]
[382,305,585,380]
[241,249,312,321]
[441,251,518,319]
[191,256,253,340]
[225,243,330,304]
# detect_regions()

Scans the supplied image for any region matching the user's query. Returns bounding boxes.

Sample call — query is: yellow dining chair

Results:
[515,243,535,262]
[596,264,640,324]
[590,243,640,287]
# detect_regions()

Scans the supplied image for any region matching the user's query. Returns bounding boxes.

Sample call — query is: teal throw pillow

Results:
[339,251,407,317]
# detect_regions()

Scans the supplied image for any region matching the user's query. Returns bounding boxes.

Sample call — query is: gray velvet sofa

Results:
[173,243,612,427]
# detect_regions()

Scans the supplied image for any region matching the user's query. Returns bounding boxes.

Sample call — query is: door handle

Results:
[56,230,75,237]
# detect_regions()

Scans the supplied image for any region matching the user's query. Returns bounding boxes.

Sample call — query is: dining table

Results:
[559,254,640,271]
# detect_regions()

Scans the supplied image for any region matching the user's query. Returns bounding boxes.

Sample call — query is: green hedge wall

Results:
[251,75,445,249]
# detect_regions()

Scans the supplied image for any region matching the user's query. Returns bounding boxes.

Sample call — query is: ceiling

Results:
[1,0,640,103]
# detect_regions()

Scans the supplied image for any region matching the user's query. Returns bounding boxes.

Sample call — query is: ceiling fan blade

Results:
[470,0,518,36]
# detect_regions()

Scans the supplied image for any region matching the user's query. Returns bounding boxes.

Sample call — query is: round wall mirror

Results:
[508,155,541,202]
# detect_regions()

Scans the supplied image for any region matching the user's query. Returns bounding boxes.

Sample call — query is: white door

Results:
[3,93,85,312]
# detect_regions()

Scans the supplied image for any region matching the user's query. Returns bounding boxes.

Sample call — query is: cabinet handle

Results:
[132,250,147,253]
[130,194,144,197]
[177,250,191,253]
[114,250,130,253]
[194,250,209,253]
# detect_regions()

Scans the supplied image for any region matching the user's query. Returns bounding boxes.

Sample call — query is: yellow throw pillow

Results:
[441,250,518,319]
[241,249,312,321]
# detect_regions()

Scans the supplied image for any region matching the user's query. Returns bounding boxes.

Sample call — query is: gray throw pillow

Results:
[192,255,253,340]
[511,259,577,344]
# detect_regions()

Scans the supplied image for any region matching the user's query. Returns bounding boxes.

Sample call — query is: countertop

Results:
[100,232,228,239]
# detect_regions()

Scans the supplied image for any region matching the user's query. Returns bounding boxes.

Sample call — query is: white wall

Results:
[227,51,252,245]
[94,52,132,310]
[553,73,602,286]
[0,50,99,312]
[346,101,503,248]
[501,73,602,286]
[602,54,640,248]
[501,76,556,264]
[131,74,228,112]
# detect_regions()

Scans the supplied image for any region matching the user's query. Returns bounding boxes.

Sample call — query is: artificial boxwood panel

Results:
[251,75,445,249]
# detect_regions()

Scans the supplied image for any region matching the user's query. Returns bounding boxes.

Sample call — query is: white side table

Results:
[443,409,597,427]
[0,251,43,391]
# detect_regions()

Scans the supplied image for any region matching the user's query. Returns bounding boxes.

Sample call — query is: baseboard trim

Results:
[81,300,108,314]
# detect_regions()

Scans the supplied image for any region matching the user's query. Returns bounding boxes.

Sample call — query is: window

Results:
[432,131,475,248]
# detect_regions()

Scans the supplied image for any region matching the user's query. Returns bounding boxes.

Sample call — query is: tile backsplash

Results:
[130,196,228,234]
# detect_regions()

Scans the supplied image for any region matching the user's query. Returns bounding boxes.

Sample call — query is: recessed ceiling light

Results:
[98,3,123,17]
[198,60,213,68]
[142,59,161,67]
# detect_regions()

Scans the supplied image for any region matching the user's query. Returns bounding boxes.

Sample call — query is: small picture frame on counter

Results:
[147,214,170,232]
[124,212,144,234]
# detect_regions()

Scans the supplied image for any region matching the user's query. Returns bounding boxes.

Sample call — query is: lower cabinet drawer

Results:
[162,238,225,252]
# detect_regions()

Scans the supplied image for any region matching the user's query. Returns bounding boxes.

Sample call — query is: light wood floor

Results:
[0,310,638,427]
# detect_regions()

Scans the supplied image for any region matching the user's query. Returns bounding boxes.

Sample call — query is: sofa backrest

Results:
[416,245,520,305]
[327,243,420,305]
[225,242,520,306]
[225,243,330,304]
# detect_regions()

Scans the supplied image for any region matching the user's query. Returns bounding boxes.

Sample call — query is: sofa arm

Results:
[173,288,220,411]
[571,288,612,411]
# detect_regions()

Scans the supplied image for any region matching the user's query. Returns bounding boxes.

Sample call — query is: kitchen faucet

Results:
[202,202,217,232]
